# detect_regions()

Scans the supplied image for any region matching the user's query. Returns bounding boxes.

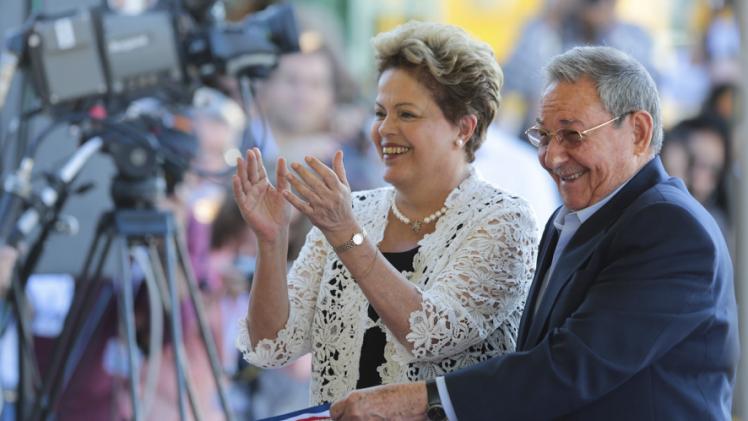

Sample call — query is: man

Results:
[330,46,739,420]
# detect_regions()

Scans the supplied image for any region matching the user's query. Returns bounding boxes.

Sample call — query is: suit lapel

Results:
[522,157,669,348]
[523,229,607,346]
[517,211,560,350]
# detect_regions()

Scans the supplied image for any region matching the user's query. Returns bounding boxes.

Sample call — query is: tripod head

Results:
[98,100,198,210]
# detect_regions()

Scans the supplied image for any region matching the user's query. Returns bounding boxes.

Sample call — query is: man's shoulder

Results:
[628,178,711,223]
[616,178,726,250]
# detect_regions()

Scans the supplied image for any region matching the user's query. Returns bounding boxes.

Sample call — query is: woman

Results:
[233,21,538,404]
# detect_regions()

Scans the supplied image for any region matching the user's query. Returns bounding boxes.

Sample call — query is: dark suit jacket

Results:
[445,158,739,420]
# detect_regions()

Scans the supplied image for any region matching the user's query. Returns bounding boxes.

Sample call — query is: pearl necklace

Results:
[390,198,447,233]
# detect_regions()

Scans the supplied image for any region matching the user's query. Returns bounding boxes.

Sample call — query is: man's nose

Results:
[542,134,568,168]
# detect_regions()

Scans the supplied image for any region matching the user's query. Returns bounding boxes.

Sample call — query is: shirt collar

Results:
[553,176,632,230]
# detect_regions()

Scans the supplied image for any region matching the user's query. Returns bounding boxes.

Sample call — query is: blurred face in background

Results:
[579,0,617,32]
[259,51,336,135]
[661,140,689,181]
[688,129,725,204]
[193,115,235,174]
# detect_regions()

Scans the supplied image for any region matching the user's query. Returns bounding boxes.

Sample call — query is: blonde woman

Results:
[234,21,538,404]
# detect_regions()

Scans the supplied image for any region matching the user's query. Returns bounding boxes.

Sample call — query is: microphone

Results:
[4,137,103,248]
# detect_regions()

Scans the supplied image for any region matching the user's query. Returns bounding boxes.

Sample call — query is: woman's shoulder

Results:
[350,186,393,216]
[460,177,535,217]
[351,186,392,201]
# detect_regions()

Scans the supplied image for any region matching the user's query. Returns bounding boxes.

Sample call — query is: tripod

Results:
[27,207,235,421]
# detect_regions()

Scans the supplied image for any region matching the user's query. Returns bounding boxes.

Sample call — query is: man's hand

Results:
[330,382,428,421]
[0,246,19,296]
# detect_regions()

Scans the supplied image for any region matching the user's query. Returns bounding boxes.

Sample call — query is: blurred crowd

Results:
[500,0,741,248]
[0,0,742,420]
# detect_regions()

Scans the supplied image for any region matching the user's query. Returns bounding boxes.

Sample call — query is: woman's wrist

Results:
[256,229,290,251]
[323,221,363,249]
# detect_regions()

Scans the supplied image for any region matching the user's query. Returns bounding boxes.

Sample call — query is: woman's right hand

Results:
[232,148,292,244]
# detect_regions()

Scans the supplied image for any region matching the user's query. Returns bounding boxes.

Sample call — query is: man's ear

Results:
[458,114,478,143]
[630,110,654,155]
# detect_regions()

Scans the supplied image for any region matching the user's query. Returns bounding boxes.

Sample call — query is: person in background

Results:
[233,20,538,405]
[701,82,740,127]
[331,46,738,421]
[672,115,733,244]
[660,127,691,182]
[260,3,380,188]
[474,124,561,223]
[502,0,656,137]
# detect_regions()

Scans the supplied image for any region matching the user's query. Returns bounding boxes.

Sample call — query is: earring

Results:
[455,138,464,147]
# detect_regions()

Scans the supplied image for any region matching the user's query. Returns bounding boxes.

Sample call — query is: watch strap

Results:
[425,378,448,421]
[426,379,442,408]
[332,230,365,253]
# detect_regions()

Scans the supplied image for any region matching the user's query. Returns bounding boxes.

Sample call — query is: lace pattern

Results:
[236,168,539,404]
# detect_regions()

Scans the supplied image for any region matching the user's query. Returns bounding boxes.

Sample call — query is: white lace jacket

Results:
[236,170,539,404]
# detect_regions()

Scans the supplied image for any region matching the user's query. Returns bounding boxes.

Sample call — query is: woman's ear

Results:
[458,114,478,143]
[630,110,654,156]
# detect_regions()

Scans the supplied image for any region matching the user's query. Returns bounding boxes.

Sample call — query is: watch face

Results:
[352,233,364,245]
[427,405,447,421]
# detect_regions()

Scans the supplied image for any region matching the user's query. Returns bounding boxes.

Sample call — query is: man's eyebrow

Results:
[535,118,581,127]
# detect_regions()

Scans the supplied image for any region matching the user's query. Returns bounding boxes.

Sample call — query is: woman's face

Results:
[688,129,726,203]
[370,68,467,190]
[662,141,689,181]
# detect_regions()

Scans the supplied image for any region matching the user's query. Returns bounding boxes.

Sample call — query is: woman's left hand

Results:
[283,150,357,235]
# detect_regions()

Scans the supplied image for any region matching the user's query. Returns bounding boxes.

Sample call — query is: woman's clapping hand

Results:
[232,148,293,243]
[283,151,357,236]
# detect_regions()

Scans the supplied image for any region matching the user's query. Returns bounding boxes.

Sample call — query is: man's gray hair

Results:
[544,46,663,153]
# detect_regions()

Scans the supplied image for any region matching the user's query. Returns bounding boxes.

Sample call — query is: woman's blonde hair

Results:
[372,21,503,162]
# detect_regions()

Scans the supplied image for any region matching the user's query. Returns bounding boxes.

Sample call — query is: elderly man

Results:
[330,46,738,420]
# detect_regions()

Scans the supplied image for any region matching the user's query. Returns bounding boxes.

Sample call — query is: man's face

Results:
[537,77,647,211]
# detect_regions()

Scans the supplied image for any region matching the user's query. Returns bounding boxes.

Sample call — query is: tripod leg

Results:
[10,265,42,421]
[29,221,116,421]
[146,243,202,420]
[130,248,164,419]
[175,227,236,421]
[162,235,189,420]
[115,237,143,421]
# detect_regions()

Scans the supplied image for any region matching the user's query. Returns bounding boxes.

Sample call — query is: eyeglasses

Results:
[525,113,630,149]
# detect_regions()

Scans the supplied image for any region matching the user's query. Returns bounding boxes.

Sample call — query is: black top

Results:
[356,246,420,389]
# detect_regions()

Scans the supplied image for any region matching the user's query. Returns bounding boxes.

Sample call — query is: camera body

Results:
[24,2,299,111]
[28,9,181,107]
[0,1,299,273]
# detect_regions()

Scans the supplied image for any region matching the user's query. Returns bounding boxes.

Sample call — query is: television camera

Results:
[0,0,300,243]
[0,1,300,419]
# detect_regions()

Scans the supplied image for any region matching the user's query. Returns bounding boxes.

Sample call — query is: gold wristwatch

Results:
[332,230,366,253]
